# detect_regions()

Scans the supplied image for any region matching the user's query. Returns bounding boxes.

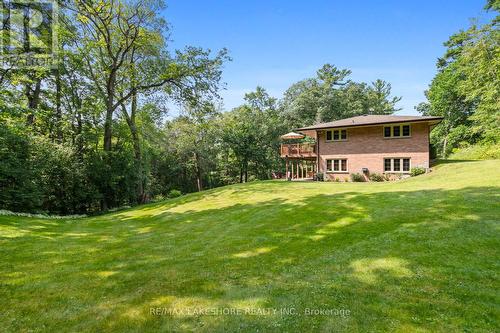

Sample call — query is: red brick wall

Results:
[318,122,430,180]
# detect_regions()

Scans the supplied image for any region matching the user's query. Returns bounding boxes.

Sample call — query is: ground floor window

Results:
[384,158,410,172]
[326,159,347,172]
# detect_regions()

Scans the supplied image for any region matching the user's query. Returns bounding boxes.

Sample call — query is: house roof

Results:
[296,115,443,131]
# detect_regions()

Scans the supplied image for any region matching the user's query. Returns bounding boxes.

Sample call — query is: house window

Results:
[384,158,411,173]
[384,124,411,138]
[384,159,392,172]
[403,158,410,171]
[326,129,347,141]
[326,159,348,172]
[393,159,400,171]
[402,125,410,136]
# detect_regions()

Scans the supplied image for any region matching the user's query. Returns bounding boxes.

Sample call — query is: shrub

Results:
[32,137,94,214]
[0,209,86,219]
[350,173,365,182]
[315,172,324,181]
[449,143,500,160]
[369,173,385,182]
[108,205,132,212]
[0,123,40,212]
[151,194,166,202]
[168,189,182,198]
[410,167,426,177]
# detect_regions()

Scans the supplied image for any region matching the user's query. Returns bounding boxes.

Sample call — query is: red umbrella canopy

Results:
[280,132,305,140]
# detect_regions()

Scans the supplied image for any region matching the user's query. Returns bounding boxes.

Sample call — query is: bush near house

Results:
[350,173,365,182]
[410,167,426,177]
[369,173,385,182]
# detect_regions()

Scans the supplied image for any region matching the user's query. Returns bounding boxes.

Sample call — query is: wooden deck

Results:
[280,143,317,158]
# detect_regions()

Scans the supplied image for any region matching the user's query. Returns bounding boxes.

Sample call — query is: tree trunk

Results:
[244,159,248,183]
[442,123,451,158]
[101,98,114,211]
[442,135,448,158]
[75,108,83,160]
[101,199,108,212]
[101,74,117,211]
[121,94,146,204]
[103,102,114,151]
[103,72,116,151]
[25,78,41,125]
[194,151,203,192]
[131,94,146,204]
[69,78,84,160]
[55,68,62,142]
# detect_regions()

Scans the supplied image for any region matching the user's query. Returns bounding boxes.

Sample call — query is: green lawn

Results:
[1,160,499,332]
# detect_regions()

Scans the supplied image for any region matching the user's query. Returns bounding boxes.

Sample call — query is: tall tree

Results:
[221,87,284,182]
[424,66,475,156]
[71,0,228,207]
[280,64,401,128]
[421,1,499,156]
[166,103,221,192]
[72,0,166,152]
[367,79,402,115]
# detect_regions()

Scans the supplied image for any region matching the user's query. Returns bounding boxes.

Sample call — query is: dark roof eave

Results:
[296,117,444,131]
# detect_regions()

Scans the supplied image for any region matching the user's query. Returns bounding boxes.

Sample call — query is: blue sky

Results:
[163,0,492,115]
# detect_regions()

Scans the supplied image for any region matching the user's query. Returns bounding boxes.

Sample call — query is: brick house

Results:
[280,115,443,181]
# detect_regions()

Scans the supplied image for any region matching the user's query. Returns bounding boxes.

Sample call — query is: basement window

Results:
[384,158,411,172]
[383,124,411,138]
[326,159,348,172]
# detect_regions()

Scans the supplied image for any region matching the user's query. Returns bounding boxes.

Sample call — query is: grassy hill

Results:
[1,160,499,332]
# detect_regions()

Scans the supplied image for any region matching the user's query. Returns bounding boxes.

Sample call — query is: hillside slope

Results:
[1,160,499,332]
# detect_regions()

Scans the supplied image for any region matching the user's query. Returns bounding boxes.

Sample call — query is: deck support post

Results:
[286,158,289,180]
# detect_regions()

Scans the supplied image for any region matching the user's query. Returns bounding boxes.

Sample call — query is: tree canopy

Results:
[419,2,499,156]
[280,64,401,128]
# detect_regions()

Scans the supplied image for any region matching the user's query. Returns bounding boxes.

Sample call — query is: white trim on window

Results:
[383,157,411,173]
[326,158,348,173]
[383,124,411,139]
[325,128,348,142]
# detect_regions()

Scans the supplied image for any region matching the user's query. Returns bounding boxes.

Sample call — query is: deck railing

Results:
[280,143,316,157]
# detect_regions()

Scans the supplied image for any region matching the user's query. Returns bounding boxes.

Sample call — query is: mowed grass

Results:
[1,161,499,332]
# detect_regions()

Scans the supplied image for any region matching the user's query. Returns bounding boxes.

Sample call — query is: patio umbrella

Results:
[280,132,305,140]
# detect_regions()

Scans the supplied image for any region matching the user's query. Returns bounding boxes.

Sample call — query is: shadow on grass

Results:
[93,180,294,219]
[0,186,499,332]
[432,159,480,165]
